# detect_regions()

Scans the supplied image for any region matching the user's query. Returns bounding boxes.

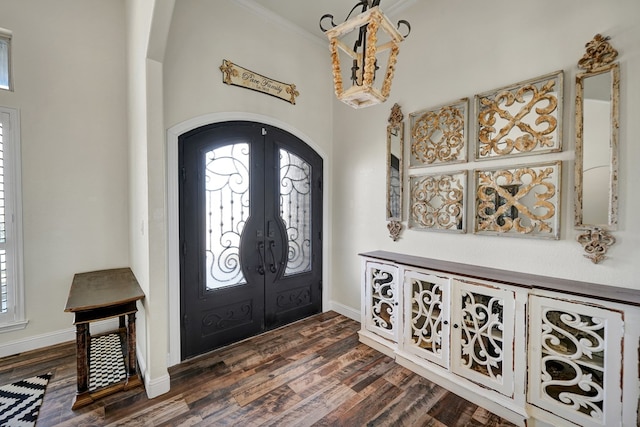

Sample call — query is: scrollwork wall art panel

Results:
[410,99,468,167]
[409,171,466,233]
[474,161,561,239]
[475,71,563,160]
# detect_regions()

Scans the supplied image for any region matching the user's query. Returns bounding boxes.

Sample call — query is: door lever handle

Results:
[256,241,266,275]
[267,240,278,274]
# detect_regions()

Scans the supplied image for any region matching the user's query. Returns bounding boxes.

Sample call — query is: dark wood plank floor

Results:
[0,311,516,426]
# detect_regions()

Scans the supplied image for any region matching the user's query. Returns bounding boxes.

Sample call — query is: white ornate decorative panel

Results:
[528,295,623,427]
[403,270,451,368]
[451,279,515,397]
[364,262,399,342]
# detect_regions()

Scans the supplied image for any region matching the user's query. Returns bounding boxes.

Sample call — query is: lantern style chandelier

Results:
[319,0,411,109]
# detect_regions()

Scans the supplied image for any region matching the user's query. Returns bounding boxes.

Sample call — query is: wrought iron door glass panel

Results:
[204,143,249,290]
[409,171,466,233]
[279,149,312,276]
[474,161,561,239]
[529,296,623,427]
[404,270,450,368]
[410,98,468,166]
[475,71,563,160]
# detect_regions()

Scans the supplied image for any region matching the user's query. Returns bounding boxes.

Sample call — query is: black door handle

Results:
[267,240,278,274]
[256,241,266,275]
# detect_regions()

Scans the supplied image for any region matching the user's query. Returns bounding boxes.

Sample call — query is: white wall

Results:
[330,0,640,310]
[163,0,334,136]
[0,0,129,346]
[125,0,174,397]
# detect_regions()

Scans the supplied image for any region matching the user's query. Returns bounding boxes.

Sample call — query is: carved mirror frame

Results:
[387,103,404,241]
[574,34,619,263]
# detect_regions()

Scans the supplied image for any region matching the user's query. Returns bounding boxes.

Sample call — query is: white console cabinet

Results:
[359,251,640,427]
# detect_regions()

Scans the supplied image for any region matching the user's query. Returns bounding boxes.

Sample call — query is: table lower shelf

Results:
[72,332,142,410]
[89,333,127,392]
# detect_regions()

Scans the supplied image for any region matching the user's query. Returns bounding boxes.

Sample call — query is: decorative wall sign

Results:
[410,99,468,167]
[219,59,299,105]
[474,161,561,239]
[409,171,466,233]
[475,71,563,160]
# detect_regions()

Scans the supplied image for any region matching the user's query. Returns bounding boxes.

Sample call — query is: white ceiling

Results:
[237,0,413,43]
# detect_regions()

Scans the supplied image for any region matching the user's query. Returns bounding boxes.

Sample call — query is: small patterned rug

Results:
[0,372,52,427]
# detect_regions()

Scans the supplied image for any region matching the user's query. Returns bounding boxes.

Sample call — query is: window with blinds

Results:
[0,119,5,313]
[0,107,25,331]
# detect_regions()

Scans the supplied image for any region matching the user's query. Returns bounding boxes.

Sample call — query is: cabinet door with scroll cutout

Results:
[528,295,623,427]
[403,270,451,369]
[450,279,516,397]
[364,262,399,343]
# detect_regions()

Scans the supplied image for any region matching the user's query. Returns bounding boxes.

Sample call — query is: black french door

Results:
[179,121,323,360]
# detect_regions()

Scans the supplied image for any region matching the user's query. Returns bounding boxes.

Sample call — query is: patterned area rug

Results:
[0,372,52,427]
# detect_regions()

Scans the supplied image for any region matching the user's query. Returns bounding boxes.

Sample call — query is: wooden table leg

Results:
[76,323,89,393]
[72,322,94,409]
[127,312,136,377]
[124,312,142,389]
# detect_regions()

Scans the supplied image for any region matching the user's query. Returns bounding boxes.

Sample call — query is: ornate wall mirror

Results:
[387,103,404,241]
[574,34,619,263]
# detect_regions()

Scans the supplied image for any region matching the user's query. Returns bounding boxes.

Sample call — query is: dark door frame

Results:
[166,113,328,367]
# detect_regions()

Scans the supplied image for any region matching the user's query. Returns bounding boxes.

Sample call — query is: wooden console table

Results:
[64,268,145,409]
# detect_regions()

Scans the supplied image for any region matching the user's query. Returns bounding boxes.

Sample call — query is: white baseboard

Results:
[145,372,171,399]
[328,301,360,321]
[0,318,119,358]
[135,342,170,399]
[0,327,74,358]
[136,345,147,381]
